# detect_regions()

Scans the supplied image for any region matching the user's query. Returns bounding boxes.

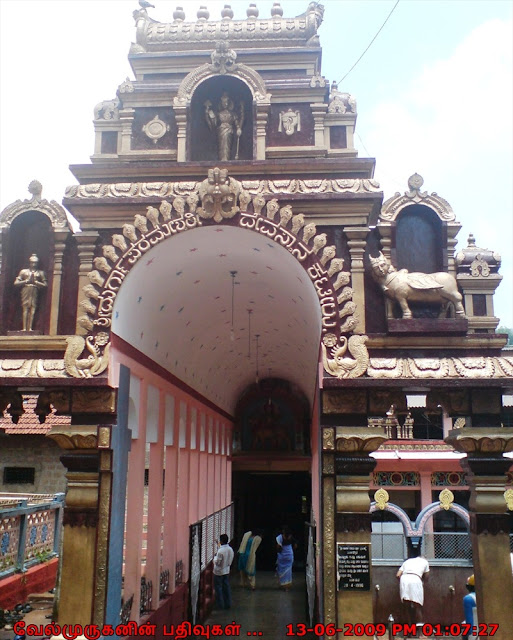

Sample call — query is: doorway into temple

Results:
[233,470,312,570]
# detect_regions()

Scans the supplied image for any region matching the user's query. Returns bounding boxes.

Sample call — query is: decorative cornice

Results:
[0,359,67,378]
[368,356,513,379]
[64,177,381,200]
[47,425,99,450]
[131,4,324,53]
[335,427,388,454]
[446,427,513,455]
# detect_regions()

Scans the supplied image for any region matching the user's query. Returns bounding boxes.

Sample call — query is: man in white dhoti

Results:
[396,551,429,633]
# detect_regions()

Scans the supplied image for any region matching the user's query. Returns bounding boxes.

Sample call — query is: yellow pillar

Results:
[446,427,513,640]
[323,426,387,640]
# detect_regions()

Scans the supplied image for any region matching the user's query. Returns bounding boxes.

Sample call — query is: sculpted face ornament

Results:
[197,167,242,222]
[278,108,301,136]
[369,252,466,319]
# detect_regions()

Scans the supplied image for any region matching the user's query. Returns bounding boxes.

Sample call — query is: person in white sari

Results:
[237,530,262,590]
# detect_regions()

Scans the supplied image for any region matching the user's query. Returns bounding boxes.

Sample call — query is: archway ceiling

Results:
[112,225,322,415]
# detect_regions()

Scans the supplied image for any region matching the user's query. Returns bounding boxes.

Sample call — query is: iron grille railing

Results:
[159,568,170,598]
[372,531,474,566]
[0,493,64,577]
[140,577,153,614]
[421,532,472,564]
[120,595,134,625]
[371,533,407,562]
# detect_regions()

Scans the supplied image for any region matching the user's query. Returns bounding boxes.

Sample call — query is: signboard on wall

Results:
[337,543,371,590]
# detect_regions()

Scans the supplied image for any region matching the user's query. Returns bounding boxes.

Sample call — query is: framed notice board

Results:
[337,543,371,591]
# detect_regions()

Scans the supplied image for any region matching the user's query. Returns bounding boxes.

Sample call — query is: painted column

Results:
[49,230,68,335]
[419,471,434,555]
[75,231,99,335]
[124,380,148,620]
[163,393,179,590]
[447,427,513,640]
[345,227,369,333]
[324,426,387,639]
[188,406,200,525]
[145,387,166,602]
[46,425,102,626]
[207,415,215,515]
[176,399,190,576]
[198,412,208,520]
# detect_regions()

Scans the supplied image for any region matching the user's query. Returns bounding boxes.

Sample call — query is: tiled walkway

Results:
[203,570,315,639]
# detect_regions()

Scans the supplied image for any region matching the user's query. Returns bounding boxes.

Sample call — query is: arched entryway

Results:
[107,218,324,624]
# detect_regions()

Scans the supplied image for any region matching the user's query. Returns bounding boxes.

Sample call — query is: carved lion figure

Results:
[369,252,465,319]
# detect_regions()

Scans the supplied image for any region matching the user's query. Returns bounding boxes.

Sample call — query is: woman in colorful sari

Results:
[276,527,296,590]
[237,530,262,590]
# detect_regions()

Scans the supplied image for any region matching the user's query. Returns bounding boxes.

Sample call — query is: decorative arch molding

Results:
[65,167,368,380]
[380,173,456,224]
[415,501,470,532]
[370,501,415,536]
[371,489,470,538]
[0,180,70,230]
[173,42,270,107]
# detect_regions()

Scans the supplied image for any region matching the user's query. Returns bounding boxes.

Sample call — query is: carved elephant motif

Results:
[94,99,120,121]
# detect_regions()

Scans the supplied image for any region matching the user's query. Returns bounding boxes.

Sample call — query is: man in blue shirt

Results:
[463,574,477,640]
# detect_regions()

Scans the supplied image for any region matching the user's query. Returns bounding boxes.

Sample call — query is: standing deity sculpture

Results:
[14,254,47,331]
[204,92,244,161]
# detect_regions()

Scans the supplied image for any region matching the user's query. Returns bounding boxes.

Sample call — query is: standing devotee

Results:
[276,526,297,591]
[213,534,234,610]
[396,549,430,633]
[238,530,262,590]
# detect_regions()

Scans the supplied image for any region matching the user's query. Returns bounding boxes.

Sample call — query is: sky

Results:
[0,0,512,327]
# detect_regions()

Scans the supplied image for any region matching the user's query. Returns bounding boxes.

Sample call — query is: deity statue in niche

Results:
[204,91,244,161]
[14,254,47,331]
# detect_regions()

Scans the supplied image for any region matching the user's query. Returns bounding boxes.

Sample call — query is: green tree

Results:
[497,326,513,345]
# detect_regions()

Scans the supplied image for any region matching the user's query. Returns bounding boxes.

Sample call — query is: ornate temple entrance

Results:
[1,3,512,638]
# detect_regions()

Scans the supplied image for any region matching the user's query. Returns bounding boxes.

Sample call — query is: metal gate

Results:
[305,521,317,627]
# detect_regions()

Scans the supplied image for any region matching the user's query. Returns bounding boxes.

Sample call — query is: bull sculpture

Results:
[369,252,465,319]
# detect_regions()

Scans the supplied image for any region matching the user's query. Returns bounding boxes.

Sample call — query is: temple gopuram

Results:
[1,3,512,638]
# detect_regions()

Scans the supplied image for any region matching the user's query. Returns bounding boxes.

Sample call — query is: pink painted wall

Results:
[109,345,234,621]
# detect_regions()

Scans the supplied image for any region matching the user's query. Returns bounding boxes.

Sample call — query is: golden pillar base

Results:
[47,424,114,627]
[323,426,387,640]
[446,428,513,640]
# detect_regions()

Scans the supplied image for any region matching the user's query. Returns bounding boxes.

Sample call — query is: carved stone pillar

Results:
[255,102,270,160]
[47,424,114,628]
[323,426,387,638]
[446,222,461,276]
[446,428,513,640]
[49,231,68,335]
[119,107,135,154]
[345,227,369,333]
[174,105,187,162]
[311,102,328,149]
[75,231,99,335]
